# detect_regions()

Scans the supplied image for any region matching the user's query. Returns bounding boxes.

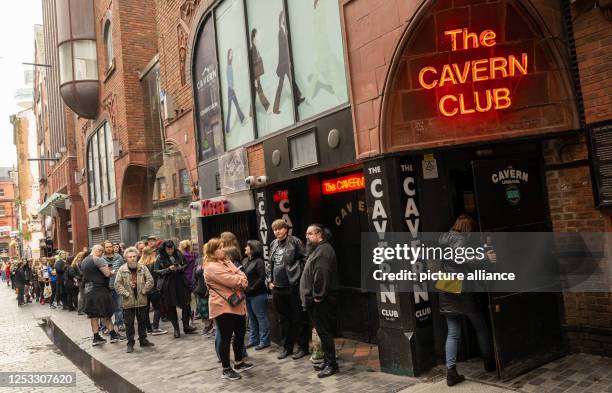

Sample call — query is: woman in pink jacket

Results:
[204,237,252,381]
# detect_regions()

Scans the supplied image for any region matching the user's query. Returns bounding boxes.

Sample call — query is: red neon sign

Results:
[322,173,365,195]
[201,199,229,217]
[418,28,528,117]
[272,190,289,203]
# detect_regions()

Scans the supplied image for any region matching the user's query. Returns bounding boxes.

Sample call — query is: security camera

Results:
[256,176,267,185]
[189,202,199,210]
[245,176,255,186]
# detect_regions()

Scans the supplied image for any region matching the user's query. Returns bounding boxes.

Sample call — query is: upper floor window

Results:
[104,20,114,70]
[87,122,116,207]
[59,40,98,84]
[192,0,348,160]
[0,189,4,197]
[0,205,6,217]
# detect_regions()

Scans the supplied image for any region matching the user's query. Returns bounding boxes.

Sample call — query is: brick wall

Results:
[558,3,612,355]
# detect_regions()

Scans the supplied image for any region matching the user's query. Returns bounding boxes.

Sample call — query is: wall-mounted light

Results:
[60,146,67,153]
[55,152,61,159]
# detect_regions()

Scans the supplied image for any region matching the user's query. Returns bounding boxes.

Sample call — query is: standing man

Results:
[82,245,125,346]
[103,240,125,331]
[300,224,339,378]
[146,236,158,252]
[114,247,155,353]
[267,219,309,360]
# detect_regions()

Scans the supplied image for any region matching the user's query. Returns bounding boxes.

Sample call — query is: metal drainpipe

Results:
[561,0,587,130]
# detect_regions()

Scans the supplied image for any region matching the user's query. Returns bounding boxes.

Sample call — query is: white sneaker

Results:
[151,328,167,336]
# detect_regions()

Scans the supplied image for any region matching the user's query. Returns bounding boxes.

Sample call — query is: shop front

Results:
[342,0,581,379]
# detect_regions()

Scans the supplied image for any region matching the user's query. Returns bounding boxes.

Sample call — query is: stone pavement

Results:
[5,282,612,393]
[0,284,102,393]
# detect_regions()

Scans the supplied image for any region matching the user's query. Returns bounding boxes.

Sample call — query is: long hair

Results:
[72,252,85,268]
[204,238,223,264]
[139,246,156,267]
[246,239,263,259]
[179,240,192,253]
[224,245,241,264]
[158,240,176,259]
[451,214,478,233]
[220,232,242,260]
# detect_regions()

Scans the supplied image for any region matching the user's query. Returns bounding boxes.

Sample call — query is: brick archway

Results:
[379,0,579,153]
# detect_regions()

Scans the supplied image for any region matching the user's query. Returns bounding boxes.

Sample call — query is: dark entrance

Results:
[199,210,258,249]
[420,141,565,380]
[318,172,378,342]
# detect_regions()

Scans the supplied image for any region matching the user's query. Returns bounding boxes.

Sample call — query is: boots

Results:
[446,365,465,386]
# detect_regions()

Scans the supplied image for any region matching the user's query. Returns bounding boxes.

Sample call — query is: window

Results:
[216,0,255,150]
[87,122,116,207]
[58,40,98,84]
[172,173,178,198]
[0,206,5,216]
[179,169,191,195]
[192,0,348,156]
[157,177,167,200]
[104,20,113,70]
[0,189,4,197]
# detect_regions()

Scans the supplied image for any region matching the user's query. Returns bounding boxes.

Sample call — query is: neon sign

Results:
[201,199,228,216]
[418,28,528,117]
[322,173,365,195]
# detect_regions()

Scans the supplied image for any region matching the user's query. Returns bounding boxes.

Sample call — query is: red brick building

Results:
[0,169,18,254]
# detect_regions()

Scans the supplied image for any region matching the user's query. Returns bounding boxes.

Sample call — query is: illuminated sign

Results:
[201,199,228,217]
[418,28,528,117]
[272,190,289,203]
[322,173,365,195]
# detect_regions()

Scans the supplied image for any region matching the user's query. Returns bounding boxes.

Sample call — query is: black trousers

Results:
[16,285,25,305]
[216,313,246,369]
[66,286,78,309]
[166,304,191,331]
[309,300,337,366]
[123,307,148,344]
[272,286,309,353]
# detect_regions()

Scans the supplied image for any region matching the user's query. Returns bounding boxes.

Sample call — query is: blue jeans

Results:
[111,290,124,327]
[445,313,493,369]
[246,294,270,346]
[215,319,248,360]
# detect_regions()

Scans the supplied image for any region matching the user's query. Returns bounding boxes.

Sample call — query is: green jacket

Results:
[114,263,153,309]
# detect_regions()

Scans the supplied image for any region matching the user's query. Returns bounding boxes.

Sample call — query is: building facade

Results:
[32,0,612,382]
[0,168,18,258]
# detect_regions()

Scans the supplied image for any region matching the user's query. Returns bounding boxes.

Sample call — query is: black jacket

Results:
[55,259,66,282]
[437,231,489,315]
[14,266,26,286]
[64,265,77,289]
[268,235,305,288]
[192,264,208,297]
[243,256,267,297]
[153,252,190,307]
[299,240,338,307]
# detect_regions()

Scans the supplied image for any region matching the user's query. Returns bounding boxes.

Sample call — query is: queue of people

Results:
[4,220,341,381]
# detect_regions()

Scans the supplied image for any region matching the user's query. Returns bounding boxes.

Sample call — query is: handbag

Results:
[43,282,52,299]
[208,284,245,307]
[435,277,463,295]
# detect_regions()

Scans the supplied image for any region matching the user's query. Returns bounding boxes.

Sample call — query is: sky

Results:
[0,0,43,168]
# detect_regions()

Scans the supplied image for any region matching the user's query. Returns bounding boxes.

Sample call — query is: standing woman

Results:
[179,240,197,323]
[204,238,252,381]
[193,245,211,334]
[153,240,196,338]
[48,260,57,309]
[140,246,166,335]
[243,240,270,350]
[75,251,88,314]
[438,214,496,386]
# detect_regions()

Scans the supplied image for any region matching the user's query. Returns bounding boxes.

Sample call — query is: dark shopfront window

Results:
[87,122,116,207]
[192,0,348,161]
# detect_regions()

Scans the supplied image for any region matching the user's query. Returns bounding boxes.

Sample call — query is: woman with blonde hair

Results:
[140,246,166,336]
[204,237,251,380]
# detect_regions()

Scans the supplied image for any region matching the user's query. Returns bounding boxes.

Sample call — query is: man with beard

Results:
[114,247,155,353]
[267,219,309,360]
[82,245,125,346]
[300,224,339,378]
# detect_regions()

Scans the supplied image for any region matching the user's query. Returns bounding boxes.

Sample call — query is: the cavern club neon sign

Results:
[418,28,528,117]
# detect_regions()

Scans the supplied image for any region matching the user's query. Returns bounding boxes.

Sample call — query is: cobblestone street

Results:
[0,283,101,392]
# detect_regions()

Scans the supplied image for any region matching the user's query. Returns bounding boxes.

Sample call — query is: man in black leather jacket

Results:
[267,219,309,360]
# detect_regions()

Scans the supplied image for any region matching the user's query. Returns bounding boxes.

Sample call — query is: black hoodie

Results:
[242,240,267,297]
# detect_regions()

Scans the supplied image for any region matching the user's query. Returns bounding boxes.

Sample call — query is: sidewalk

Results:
[8,285,612,393]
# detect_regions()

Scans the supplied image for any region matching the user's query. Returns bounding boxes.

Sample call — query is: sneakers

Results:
[222,368,241,381]
[292,350,309,360]
[117,325,126,332]
[109,331,126,343]
[184,325,197,334]
[255,344,270,351]
[233,362,254,373]
[151,328,167,336]
[277,348,292,360]
[173,329,181,338]
[92,334,107,346]
[126,343,134,353]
